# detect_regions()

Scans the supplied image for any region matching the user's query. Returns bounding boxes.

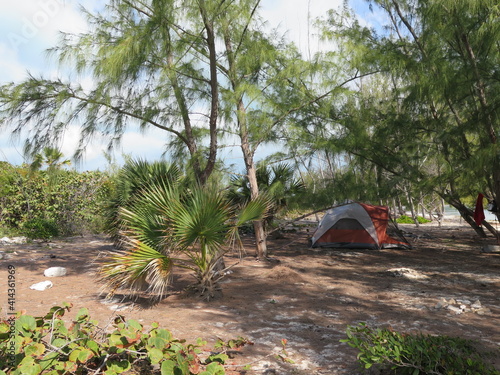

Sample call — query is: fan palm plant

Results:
[103,158,183,245]
[228,162,305,227]
[100,181,269,300]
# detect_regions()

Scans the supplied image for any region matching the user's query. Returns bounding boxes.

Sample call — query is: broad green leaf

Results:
[148,336,167,349]
[39,351,59,371]
[148,348,164,364]
[15,315,36,332]
[25,342,46,356]
[106,360,131,374]
[14,356,42,375]
[85,339,100,354]
[207,353,228,364]
[76,307,89,320]
[156,329,173,342]
[199,362,226,375]
[127,319,143,331]
[78,348,94,362]
[69,349,82,363]
[51,338,68,348]
[160,360,176,375]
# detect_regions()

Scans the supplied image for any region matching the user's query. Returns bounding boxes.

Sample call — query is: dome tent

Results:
[311,202,411,249]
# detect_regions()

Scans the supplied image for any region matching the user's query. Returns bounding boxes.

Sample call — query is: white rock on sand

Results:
[30,281,53,291]
[44,267,67,277]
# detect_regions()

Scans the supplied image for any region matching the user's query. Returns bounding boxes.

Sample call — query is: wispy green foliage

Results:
[311,0,500,232]
[0,0,249,184]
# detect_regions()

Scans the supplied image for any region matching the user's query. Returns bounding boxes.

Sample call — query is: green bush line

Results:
[342,323,500,374]
[0,163,110,239]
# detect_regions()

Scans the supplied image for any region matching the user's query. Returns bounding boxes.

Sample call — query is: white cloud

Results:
[0,44,26,82]
[260,0,343,58]
[1,1,87,56]
[119,129,168,160]
[0,1,100,169]
[0,143,26,165]
[54,125,170,170]
[350,0,389,32]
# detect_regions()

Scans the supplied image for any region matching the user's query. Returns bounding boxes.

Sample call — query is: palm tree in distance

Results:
[228,162,305,230]
[29,147,71,174]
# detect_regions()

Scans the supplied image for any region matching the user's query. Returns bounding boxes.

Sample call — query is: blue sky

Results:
[0,0,377,171]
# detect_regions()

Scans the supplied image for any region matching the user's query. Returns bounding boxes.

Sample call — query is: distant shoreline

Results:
[400,214,499,227]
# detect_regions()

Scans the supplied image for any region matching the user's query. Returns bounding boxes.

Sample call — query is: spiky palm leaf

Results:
[172,188,231,266]
[104,159,182,243]
[100,238,174,299]
[117,180,180,251]
[227,192,273,248]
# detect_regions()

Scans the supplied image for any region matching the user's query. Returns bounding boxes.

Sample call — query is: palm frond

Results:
[119,206,167,250]
[172,186,230,252]
[104,158,182,243]
[100,239,173,299]
[235,192,272,226]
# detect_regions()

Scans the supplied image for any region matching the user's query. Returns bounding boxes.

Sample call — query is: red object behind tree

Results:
[474,193,485,226]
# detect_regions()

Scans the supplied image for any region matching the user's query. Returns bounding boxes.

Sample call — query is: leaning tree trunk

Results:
[447,200,488,238]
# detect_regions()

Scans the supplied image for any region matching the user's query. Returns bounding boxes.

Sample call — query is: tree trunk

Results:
[246,162,268,259]
[396,195,404,216]
[404,185,419,227]
[242,147,268,259]
[221,22,268,259]
[198,1,219,185]
[436,198,444,227]
[252,220,267,259]
[237,98,268,259]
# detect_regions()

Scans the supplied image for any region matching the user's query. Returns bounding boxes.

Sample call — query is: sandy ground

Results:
[1,218,499,374]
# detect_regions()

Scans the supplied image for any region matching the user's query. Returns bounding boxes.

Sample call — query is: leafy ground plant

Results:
[341,323,500,374]
[0,303,233,375]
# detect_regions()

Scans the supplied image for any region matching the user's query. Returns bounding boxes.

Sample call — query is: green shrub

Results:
[0,303,231,375]
[0,164,110,237]
[0,226,19,238]
[417,216,432,224]
[22,218,59,240]
[396,215,431,224]
[341,323,500,374]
